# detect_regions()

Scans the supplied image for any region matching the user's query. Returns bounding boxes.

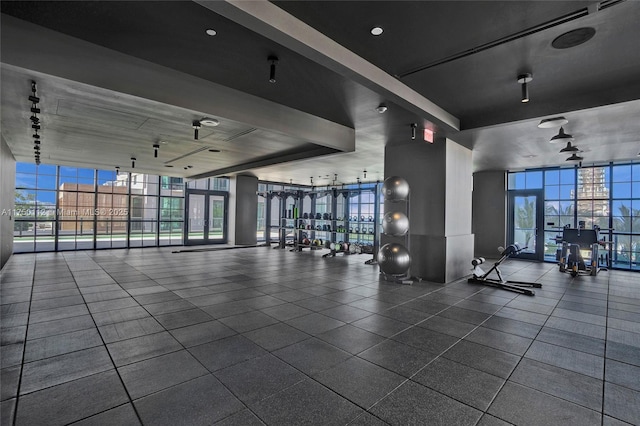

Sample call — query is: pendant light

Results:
[559,141,579,153]
[550,127,574,143]
[566,153,583,162]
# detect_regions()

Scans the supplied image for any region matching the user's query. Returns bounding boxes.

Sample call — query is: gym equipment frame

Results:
[468,244,542,296]
[556,226,609,277]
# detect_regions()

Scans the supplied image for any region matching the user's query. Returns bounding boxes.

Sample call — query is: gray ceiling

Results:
[1,0,639,185]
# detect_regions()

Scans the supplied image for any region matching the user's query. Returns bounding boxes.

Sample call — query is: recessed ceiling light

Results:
[208,149,221,153]
[370,27,383,36]
[164,165,174,168]
[375,104,388,113]
[538,116,568,128]
[205,29,217,36]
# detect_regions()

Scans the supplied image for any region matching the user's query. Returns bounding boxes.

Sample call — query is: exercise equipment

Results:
[377,243,411,276]
[381,176,410,202]
[557,226,608,277]
[468,244,541,296]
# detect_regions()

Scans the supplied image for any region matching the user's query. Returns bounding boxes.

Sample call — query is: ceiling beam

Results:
[194,0,460,134]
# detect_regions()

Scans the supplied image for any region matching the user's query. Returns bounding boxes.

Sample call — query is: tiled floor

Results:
[1,247,639,425]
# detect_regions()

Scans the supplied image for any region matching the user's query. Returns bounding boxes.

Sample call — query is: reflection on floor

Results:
[1,247,639,425]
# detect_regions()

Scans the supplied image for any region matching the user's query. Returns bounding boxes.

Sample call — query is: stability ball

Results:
[382,176,409,202]
[378,243,411,275]
[382,211,409,236]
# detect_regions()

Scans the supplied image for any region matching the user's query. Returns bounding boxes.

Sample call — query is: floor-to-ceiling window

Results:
[13,163,189,252]
[508,162,640,271]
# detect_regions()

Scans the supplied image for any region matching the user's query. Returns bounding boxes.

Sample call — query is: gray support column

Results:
[228,175,258,245]
[383,139,474,283]
[472,171,507,258]
[1,135,16,268]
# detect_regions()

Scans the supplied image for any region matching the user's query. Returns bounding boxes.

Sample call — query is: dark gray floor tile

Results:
[525,341,604,379]
[537,326,605,356]
[455,299,503,315]
[552,308,606,327]
[285,312,346,335]
[134,375,244,425]
[316,325,385,354]
[1,398,15,426]
[494,306,548,326]
[604,382,640,425]
[465,326,533,356]
[293,297,342,312]
[322,290,365,304]
[72,403,141,426]
[346,412,388,425]
[488,382,601,426]
[214,354,306,404]
[1,365,20,401]
[606,359,640,392]
[107,331,182,367]
[241,295,287,309]
[144,299,196,315]
[438,306,492,325]
[418,315,476,338]
[252,379,363,425]
[189,335,267,372]
[219,310,279,333]
[370,380,482,425]
[477,414,513,426]
[30,295,85,312]
[20,346,113,394]
[545,316,606,339]
[27,314,96,340]
[118,350,208,399]
[91,306,151,327]
[214,409,265,425]
[261,303,313,321]
[29,304,89,324]
[607,338,640,366]
[87,297,139,314]
[1,312,28,329]
[602,415,634,426]
[98,317,164,344]
[243,322,309,351]
[170,320,236,347]
[320,304,373,323]
[155,308,214,330]
[314,357,405,408]
[347,297,395,314]
[351,314,408,337]
[392,326,459,354]
[557,300,608,316]
[203,300,256,319]
[511,358,603,411]
[82,290,131,303]
[414,357,505,411]
[132,291,181,305]
[272,289,315,302]
[442,340,520,379]
[403,298,450,314]
[1,325,26,346]
[24,328,102,362]
[272,337,351,376]
[359,339,437,378]
[380,306,431,324]
[15,370,128,426]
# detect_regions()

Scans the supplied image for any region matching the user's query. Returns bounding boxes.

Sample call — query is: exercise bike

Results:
[468,244,542,296]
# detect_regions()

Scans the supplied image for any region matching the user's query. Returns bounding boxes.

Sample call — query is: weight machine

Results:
[556,225,609,277]
[468,244,542,296]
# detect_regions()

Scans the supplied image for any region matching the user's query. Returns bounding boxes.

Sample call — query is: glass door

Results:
[508,190,544,261]
[185,190,228,245]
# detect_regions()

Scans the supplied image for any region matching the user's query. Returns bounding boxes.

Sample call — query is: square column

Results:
[228,175,258,245]
[383,139,474,283]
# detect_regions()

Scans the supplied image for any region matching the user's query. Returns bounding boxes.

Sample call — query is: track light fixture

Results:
[310,177,313,185]
[192,120,201,140]
[131,157,136,168]
[411,123,417,140]
[559,141,579,153]
[550,127,574,143]
[268,56,278,83]
[363,170,367,179]
[115,166,120,176]
[153,143,160,158]
[517,73,533,103]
